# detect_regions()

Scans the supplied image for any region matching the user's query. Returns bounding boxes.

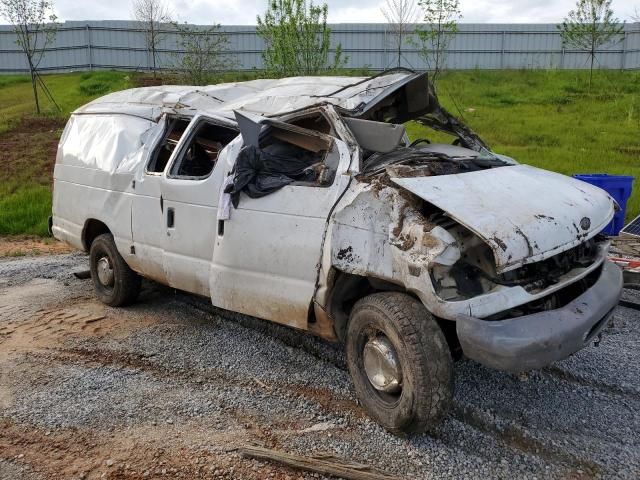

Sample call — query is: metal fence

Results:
[1,20,639,74]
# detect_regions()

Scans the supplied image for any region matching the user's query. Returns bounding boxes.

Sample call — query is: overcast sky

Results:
[50,0,639,25]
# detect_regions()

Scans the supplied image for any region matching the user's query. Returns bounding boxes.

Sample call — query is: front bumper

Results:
[456,260,623,372]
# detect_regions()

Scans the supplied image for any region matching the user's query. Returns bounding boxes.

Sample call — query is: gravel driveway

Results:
[1,253,639,479]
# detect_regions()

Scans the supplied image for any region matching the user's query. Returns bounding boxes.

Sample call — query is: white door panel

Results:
[210,140,351,328]
[162,189,218,296]
[160,115,240,296]
[130,175,167,283]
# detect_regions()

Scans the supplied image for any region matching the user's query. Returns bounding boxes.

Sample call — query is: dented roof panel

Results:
[391,165,615,273]
[73,71,419,121]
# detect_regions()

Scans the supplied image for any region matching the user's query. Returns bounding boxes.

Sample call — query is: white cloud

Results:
[50,0,640,24]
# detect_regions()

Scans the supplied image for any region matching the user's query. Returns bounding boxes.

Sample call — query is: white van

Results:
[52,70,622,434]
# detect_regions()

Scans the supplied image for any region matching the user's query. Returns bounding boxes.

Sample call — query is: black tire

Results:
[89,233,141,307]
[346,292,453,435]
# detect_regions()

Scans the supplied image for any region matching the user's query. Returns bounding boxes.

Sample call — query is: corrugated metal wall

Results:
[1,21,638,74]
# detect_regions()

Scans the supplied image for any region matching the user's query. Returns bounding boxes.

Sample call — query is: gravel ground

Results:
[1,253,639,479]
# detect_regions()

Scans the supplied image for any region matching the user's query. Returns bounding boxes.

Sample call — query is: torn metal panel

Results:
[74,70,443,128]
[390,165,616,273]
[75,72,414,120]
[262,119,334,153]
[321,175,613,322]
[342,118,406,154]
[329,182,458,293]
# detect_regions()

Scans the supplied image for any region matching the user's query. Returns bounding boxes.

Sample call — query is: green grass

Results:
[0,71,134,235]
[0,68,638,236]
[407,69,640,222]
[0,185,52,235]
[0,71,133,134]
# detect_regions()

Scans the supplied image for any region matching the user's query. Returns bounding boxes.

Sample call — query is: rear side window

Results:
[146,117,190,174]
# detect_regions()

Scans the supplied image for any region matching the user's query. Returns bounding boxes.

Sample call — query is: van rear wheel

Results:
[346,292,453,435]
[89,233,140,307]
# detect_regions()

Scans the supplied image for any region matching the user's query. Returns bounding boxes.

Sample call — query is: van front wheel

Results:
[89,233,140,307]
[346,292,453,435]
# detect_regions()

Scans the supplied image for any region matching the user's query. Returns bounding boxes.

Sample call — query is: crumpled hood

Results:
[391,164,615,273]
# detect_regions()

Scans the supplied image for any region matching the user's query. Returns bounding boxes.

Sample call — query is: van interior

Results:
[146,116,238,178]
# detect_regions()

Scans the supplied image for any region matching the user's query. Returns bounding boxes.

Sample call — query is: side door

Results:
[160,114,240,296]
[209,109,353,329]
[130,115,191,284]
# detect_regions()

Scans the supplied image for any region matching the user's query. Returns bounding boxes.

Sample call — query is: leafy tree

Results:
[558,0,624,89]
[381,0,419,69]
[172,22,235,85]
[414,0,461,82]
[0,0,58,114]
[132,0,171,79]
[256,0,346,76]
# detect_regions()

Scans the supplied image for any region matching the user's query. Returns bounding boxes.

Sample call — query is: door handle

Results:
[160,194,164,212]
[167,208,175,228]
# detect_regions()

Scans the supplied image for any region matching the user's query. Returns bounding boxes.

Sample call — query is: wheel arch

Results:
[326,269,461,357]
[327,269,406,342]
[82,219,112,252]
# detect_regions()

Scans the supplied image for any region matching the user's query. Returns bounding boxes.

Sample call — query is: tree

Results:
[558,0,624,89]
[132,0,171,79]
[256,0,346,76]
[171,22,235,85]
[0,0,58,114]
[381,0,419,68]
[414,0,461,82]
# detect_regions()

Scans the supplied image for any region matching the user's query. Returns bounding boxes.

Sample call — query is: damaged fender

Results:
[327,181,459,308]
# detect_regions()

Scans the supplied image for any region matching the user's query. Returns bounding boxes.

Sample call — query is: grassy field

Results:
[0,69,638,236]
[0,72,134,235]
[407,69,640,223]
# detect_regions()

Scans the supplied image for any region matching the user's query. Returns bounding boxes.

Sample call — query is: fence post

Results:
[621,30,627,70]
[500,30,506,69]
[383,25,388,70]
[85,24,92,71]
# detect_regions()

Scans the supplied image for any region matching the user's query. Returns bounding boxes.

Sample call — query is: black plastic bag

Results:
[226,144,318,207]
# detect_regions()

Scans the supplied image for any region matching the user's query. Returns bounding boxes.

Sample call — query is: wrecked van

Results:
[52,69,623,434]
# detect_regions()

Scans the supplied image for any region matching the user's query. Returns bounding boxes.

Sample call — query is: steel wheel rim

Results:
[96,255,115,287]
[363,334,403,394]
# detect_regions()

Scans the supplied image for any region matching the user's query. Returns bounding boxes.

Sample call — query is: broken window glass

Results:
[169,121,238,179]
[226,119,339,207]
[146,117,190,174]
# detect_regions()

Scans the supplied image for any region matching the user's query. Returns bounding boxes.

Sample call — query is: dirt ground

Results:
[0,252,639,480]
[0,237,75,258]
[0,117,65,184]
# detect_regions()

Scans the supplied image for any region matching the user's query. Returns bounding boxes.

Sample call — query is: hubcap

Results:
[363,335,403,394]
[96,256,114,287]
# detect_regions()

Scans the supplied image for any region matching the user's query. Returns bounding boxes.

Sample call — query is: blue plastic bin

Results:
[573,174,634,236]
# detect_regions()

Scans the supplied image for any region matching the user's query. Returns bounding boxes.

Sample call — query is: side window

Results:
[258,120,338,188]
[147,117,190,174]
[170,121,238,179]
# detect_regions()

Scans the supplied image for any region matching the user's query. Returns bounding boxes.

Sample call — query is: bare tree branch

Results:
[558,0,624,90]
[0,0,58,113]
[171,22,236,85]
[414,0,461,82]
[132,0,171,79]
[381,0,419,68]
